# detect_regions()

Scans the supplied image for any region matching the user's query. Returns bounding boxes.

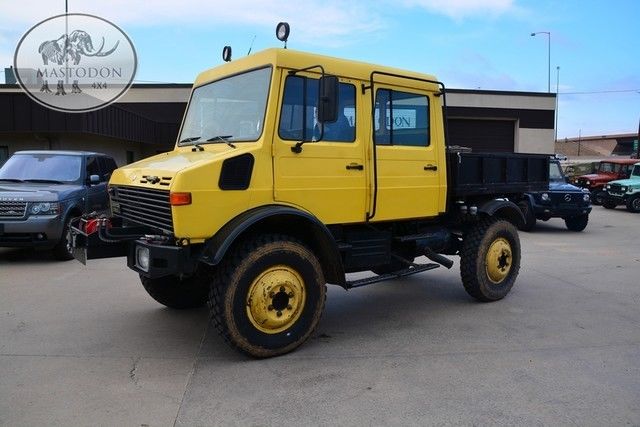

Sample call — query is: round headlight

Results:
[621,186,627,192]
[541,193,550,201]
[583,194,590,201]
[276,22,290,42]
[585,180,590,185]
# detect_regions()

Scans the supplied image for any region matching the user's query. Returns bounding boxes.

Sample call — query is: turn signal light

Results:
[170,192,192,206]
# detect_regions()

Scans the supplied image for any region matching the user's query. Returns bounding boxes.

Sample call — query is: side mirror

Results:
[89,174,100,185]
[317,75,338,123]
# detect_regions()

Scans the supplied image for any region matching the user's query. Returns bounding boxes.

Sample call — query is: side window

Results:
[374,89,429,147]
[98,157,118,181]
[0,146,8,166]
[279,75,356,142]
[85,156,100,180]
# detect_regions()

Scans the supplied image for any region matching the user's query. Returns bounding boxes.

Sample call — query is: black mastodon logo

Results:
[38,30,119,65]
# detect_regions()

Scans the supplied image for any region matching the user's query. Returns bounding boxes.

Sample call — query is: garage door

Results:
[447,119,515,152]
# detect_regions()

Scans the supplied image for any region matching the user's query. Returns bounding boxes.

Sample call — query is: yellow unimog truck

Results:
[71,32,548,357]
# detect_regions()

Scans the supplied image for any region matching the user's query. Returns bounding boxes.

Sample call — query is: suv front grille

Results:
[0,201,27,218]
[110,186,173,233]
[608,184,624,195]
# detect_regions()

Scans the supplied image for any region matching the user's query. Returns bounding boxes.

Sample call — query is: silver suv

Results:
[0,150,117,260]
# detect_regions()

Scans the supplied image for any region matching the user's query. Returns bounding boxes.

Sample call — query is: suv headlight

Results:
[585,180,591,185]
[620,186,627,192]
[541,193,550,202]
[583,194,590,201]
[29,202,60,215]
[605,184,610,190]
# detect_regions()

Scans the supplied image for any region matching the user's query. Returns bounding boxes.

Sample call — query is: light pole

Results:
[531,31,551,93]
[555,66,560,143]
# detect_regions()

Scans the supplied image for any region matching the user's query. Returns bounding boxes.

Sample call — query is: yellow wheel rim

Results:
[246,265,306,334]
[485,238,512,284]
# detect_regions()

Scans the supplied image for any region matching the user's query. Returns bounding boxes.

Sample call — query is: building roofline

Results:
[446,88,556,98]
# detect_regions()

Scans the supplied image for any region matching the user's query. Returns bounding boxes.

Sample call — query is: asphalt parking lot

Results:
[1,206,639,426]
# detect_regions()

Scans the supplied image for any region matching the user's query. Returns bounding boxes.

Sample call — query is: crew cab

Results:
[70,29,549,357]
[0,150,116,259]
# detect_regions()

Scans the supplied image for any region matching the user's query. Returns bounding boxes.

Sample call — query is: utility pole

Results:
[554,66,560,143]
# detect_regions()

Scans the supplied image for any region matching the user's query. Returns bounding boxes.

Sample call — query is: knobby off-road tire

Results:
[516,200,536,232]
[140,269,209,309]
[626,195,640,213]
[564,214,589,231]
[208,234,327,358]
[460,218,521,302]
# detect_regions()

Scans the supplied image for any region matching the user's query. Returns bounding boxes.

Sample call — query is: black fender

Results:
[200,205,346,287]
[478,199,525,228]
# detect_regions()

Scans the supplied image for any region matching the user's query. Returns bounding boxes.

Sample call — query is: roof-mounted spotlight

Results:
[276,22,290,48]
[222,45,232,62]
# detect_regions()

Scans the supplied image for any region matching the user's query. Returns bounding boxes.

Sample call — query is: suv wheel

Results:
[564,214,589,231]
[52,218,74,261]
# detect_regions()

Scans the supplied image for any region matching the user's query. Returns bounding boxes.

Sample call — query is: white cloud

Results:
[400,0,516,19]
[0,0,384,47]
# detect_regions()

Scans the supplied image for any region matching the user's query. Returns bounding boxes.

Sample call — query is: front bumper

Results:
[127,240,196,279]
[0,215,64,248]
[602,193,629,204]
[531,202,592,218]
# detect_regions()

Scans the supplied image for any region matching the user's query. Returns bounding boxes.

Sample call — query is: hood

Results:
[110,145,247,188]
[578,173,613,181]
[608,178,640,187]
[0,183,82,202]
[549,181,585,192]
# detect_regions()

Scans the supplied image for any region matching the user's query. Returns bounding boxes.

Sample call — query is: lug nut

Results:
[276,311,282,317]
[268,305,273,311]
[287,305,292,310]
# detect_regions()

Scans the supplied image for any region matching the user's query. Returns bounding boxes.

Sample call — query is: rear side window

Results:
[374,89,429,147]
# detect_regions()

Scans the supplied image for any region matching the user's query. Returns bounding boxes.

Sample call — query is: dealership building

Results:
[0,81,555,166]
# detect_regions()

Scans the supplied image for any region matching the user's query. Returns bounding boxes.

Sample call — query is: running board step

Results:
[346,263,440,289]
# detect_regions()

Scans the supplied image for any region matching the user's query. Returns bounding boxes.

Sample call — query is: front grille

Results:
[608,184,624,195]
[110,186,173,233]
[0,201,27,218]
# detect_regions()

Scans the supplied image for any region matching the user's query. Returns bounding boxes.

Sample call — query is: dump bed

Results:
[447,150,550,197]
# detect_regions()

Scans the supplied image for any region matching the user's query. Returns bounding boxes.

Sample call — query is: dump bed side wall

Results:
[447,151,550,197]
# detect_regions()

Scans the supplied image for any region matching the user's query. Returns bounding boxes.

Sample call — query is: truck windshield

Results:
[549,161,564,181]
[632,165,640,178]
[178,67,272,146]
[0,154,81,183]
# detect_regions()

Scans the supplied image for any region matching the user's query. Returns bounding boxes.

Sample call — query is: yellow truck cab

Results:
[71,32,549,357]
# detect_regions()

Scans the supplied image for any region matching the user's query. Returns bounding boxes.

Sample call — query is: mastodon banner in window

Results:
[13,13,137,113]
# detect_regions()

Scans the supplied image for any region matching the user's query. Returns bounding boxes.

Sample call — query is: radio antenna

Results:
[247,35,256,55]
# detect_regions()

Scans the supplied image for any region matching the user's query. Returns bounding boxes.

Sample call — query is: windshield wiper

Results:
[23,179,65,184]
[0,178,24,182]
[206,135,236,148]
[179,136,202,144]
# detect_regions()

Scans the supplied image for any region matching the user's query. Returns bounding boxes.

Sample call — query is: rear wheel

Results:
[564,214,589,231]
[460,218,521,302]
[626,195,640,213]
[140,269,209,309]
[517,200,536,232]
[209,234,326,358]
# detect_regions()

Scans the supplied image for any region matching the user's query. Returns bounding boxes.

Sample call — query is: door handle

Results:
[346,163,364,170]
[424,164,438,171]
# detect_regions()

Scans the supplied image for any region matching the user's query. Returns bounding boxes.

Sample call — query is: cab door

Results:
[273,73,367,224]
[369,86,445,221]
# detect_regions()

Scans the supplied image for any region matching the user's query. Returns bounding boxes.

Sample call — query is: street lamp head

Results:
[531,32,536,36]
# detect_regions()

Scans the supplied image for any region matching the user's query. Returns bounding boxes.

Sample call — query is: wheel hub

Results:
[485,238,512,284]
[246,265,306,334]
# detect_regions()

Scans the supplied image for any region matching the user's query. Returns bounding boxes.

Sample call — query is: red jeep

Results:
[573,158,637,204]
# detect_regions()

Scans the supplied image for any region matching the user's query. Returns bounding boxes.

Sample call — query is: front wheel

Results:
[564,214,589,231]
[460,219,521,302]
[52,217,74,261]
[591,190,604,205]
[209,234,326,358]
[602,200,617,209]
[626,195,640,213]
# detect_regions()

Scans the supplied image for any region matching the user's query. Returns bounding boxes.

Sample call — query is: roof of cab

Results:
[193,48,440,90]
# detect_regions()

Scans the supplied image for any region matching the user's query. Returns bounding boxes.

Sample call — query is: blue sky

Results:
[1,0,639,139]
